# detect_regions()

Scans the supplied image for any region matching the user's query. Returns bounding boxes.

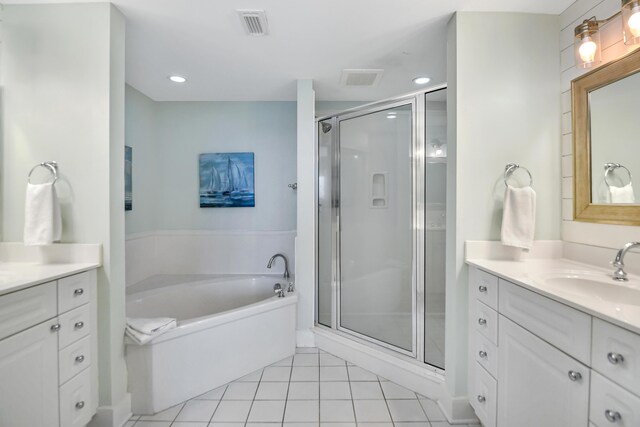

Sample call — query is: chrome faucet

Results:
[267,253,290,279]
[612,242,640,281]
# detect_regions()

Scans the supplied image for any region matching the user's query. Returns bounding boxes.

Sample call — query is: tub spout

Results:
[267,253,290,279]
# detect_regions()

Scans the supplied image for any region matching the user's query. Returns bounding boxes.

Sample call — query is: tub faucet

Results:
[267,253,290,278]
[612,242,640,281]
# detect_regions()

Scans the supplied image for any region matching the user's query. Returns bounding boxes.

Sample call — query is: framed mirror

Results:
[572,48,640,226]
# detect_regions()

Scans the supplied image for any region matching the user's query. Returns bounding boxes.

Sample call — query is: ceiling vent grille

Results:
[237,10,269,36]
[340,69,384,87]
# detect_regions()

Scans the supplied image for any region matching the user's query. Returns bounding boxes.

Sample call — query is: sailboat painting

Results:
[125,146,133,211]
[199,152,255,208]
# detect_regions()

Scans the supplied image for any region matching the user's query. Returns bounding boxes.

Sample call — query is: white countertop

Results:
[0,262,100,296]
[466,257,640,335]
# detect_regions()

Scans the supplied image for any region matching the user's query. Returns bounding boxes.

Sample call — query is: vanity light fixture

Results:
[412,76,431,85]
[574,0,640,69]
[169,75,187,83]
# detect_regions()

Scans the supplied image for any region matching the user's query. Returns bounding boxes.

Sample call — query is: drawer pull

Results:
[75,401,85,410]
[74,321,84,329]
[604,410,622,422]
[478,285,488,293]
[607,352,624,365]
[50,324,61,332]
[477,395,486,403]
[75,355,85,363]
[478,318,487,326]
[74,288,84,296]
[478,350,487,358]
[567,370,582,382]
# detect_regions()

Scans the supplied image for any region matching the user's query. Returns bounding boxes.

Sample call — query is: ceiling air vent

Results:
[340,69,384,87]
[237,10,269,36]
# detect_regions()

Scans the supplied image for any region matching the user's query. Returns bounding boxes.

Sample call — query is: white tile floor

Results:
[126,348,480,427]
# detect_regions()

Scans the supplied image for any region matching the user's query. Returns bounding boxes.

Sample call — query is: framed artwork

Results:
[125,145,132,211]
[199,152,255,208]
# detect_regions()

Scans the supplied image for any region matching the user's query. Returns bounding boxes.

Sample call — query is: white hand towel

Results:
[501,186,536,251]
[609,183,635,204]
[125,317,177,345]
[23,182,62,246]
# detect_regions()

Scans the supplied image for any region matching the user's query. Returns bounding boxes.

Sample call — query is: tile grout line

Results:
[206,383,230,426]
[280,353,296,426]
[244,367,268,426]
[378,376,396,427]
[317,350,321,424]
[345,360,358,426]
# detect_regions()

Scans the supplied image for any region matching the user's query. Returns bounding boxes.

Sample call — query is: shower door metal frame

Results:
[315,84,445,365]
[316,116,339,330]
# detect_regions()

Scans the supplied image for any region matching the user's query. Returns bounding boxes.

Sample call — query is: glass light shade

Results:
[622,0,640,45]
[575,21,602,69]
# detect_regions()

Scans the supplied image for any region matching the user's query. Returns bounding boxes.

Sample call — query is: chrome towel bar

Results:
[504,163,533,188]
[28,161,58,184]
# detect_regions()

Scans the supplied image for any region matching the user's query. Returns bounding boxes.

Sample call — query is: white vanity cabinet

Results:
[0,269,98,427]
[468,265,640,427]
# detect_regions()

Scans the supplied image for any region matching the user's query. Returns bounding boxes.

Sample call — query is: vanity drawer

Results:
[58,304,90,349]
[471,362,497,427]
[59,367,93,427]
[58,271,94,314]
[590,371,640,427]
[59,335,91,385]
[469,267,498,310]
[0,282,57,341]
[498,279,591,364]
[474,300,498,345]
[592,318,640,397]
[474,332,498,379]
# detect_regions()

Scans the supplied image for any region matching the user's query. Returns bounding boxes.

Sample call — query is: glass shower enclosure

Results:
[316,87,447,369]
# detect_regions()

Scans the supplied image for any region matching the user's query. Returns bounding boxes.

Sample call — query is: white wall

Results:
[445,11,561,420]
[124,91,298,284]
[295,80,316,346]
[560,0,640,247]
[125,85,158,235]
[1,4,130,426]
[125,95,297,234]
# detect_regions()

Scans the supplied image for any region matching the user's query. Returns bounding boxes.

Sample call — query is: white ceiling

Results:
[6,0,574,101]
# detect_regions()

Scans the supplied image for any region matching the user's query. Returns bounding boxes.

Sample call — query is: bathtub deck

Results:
[125,348,479,427]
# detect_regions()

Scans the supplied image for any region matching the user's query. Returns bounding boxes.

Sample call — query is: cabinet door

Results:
[498,315,589,427]
[0,319,59,427]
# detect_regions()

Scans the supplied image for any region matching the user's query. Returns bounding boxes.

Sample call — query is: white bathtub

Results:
[125,275,297,414]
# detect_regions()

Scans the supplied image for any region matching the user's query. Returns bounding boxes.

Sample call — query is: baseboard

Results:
[438,388,478,425]
[313,327,444,400]
[296,328,316,347]
[88,393,132,427]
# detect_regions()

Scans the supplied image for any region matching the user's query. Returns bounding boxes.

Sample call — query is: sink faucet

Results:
[267,253,290,279]
[612,242,640,281]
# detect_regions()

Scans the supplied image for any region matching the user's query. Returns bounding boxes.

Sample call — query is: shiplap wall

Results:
[560,0,640,248]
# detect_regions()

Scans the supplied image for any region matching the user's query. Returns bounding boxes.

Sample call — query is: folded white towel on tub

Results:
[126,317,177,345]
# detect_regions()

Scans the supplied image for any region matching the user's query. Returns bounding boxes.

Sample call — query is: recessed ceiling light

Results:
[169,75,187,83]
[413,76,431,85]
[387,114,397,119]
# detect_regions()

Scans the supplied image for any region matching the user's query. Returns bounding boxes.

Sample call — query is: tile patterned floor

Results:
[126,348,480,427]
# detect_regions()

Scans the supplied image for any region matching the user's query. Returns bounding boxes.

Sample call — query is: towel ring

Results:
[504,163,533,188]
[28,161,58,184]
[604,163,632,188]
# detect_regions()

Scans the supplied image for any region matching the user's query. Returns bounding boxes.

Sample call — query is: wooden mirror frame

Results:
[572,48,640,226]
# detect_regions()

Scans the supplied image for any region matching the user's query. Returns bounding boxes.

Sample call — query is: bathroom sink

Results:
[533,271,640,305]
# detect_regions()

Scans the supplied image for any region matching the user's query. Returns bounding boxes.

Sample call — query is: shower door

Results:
[317,87,445,367]
[337,101,418,355]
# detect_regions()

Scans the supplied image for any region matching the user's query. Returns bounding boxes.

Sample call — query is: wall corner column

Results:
[295,79,316,347]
